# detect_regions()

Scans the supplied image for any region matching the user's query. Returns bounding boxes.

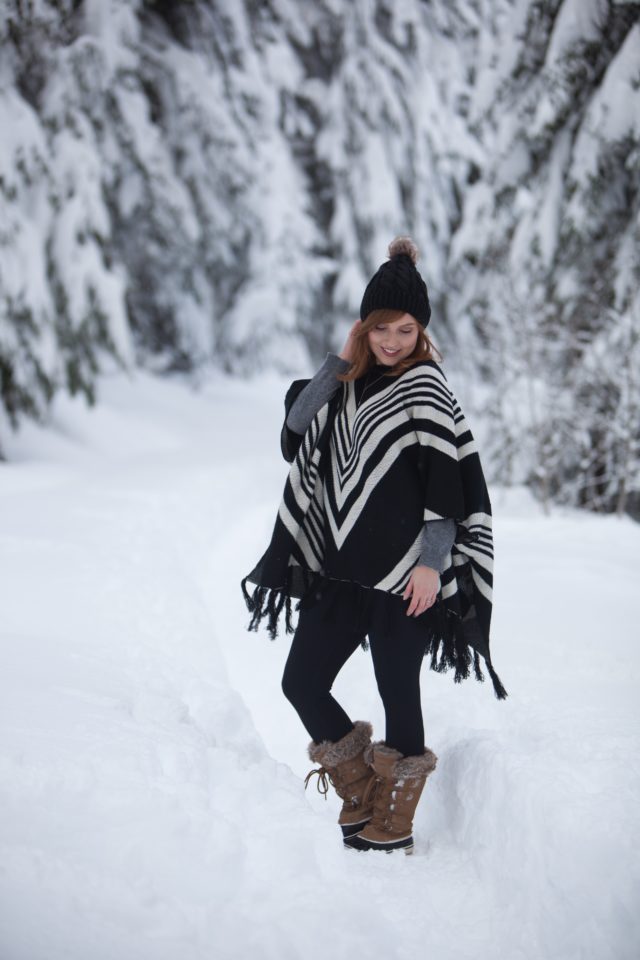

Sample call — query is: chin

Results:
[376,352,404,365]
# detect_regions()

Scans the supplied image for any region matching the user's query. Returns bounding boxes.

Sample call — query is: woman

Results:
[241,237,506,855]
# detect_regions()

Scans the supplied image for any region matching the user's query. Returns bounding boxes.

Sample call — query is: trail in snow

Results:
[0,371,638,960]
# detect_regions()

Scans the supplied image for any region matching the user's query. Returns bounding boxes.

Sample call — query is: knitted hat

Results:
[360,237,431,327]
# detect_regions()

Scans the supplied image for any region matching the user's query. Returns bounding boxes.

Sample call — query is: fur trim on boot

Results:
[344,741,437,854]
[305,722,375,838]
[307,721,373,767]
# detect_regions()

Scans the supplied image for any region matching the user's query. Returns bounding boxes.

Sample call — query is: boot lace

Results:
[304,766,333,799]
[304,765,378,808]
[363,774,404,833]
[361,773,381,809]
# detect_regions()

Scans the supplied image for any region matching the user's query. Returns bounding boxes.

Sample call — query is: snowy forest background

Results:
[1,0,639,517]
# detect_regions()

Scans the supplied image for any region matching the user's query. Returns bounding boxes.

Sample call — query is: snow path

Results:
[1,372,638,960]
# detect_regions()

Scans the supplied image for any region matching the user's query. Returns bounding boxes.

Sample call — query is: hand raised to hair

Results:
[339,319,362,363]
[403,565,440,617]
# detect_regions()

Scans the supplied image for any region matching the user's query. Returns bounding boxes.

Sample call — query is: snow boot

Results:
[343,742,437,854]
[304,721,375,838]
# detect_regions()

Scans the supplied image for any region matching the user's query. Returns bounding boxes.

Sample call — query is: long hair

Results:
[337,309,442,383]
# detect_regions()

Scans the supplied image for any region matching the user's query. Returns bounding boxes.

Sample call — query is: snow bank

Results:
[1,372,639,960]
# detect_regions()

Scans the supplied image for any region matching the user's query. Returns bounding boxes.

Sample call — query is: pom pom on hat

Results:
[360,236,431,327]
[388,236,419,264]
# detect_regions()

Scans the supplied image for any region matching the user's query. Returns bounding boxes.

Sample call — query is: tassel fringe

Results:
[473,649,484,682]
[485,654,508,700]
[241,576,294,640]
[425,602,508,700]
[241,575,508,700]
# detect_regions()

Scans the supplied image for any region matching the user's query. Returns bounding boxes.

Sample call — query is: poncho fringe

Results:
[241,571,507,701]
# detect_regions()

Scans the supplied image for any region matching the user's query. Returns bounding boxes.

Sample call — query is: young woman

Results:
[242,237,506,854]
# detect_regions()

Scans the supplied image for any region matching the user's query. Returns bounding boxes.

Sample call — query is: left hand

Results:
[403,565,440,617]
[339,319,362,363]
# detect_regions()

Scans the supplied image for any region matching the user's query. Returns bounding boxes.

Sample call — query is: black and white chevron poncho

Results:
[242,359,507,699]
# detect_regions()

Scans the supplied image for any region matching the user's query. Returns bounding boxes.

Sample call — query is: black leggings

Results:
[282,579,432,757]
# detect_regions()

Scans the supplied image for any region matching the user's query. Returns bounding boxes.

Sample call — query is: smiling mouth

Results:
[381,347,400,356]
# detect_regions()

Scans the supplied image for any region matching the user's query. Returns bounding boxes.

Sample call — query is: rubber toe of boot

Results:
[340,818,371,839]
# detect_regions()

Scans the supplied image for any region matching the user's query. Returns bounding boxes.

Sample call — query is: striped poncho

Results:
[242,359,507,699]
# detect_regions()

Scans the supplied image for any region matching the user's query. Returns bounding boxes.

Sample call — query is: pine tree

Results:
[1,0,638,518]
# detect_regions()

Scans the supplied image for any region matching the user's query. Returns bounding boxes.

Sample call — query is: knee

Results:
[281,664,299,706]
[282,661,319,708]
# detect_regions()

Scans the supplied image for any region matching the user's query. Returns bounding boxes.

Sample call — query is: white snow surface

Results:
[1,372,639,960]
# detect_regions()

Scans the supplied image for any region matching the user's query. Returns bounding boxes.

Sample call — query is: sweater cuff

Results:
[325,352,351,373]
[417,518,457,572]
[285,353,350,434]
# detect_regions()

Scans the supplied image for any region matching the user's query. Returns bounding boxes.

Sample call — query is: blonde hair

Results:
[337,309,442,382]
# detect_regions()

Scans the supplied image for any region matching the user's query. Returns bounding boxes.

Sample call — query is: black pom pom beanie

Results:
[360,236,431,328]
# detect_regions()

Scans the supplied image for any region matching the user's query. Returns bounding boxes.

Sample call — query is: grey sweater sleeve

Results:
[286,353,351,435]
[418,518,457,572]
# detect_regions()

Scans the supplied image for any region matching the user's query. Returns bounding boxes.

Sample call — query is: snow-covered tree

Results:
[450,0,640,516]
[1,0,638,517]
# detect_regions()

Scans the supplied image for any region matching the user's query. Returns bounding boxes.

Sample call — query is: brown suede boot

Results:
[343,741,437,854]
[304,721,375,838]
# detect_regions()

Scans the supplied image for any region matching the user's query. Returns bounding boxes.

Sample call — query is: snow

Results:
[535,129,571,269]
[545,0,604,67]
[574,23,640,167]
[1,371,639,960]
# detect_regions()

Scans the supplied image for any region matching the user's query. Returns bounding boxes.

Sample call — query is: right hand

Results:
[402,565,440,617]
[339,319,362,363]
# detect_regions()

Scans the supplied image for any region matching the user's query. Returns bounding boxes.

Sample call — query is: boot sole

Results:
[343,833,414,854]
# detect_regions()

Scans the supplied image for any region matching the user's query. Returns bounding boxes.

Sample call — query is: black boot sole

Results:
[343,833,414,853]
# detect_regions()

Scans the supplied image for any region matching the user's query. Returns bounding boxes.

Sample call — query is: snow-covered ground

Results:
[1,371,638,960]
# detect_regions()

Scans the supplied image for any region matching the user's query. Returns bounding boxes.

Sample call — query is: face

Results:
[367,313,420,366]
